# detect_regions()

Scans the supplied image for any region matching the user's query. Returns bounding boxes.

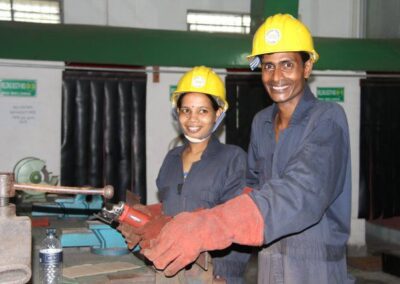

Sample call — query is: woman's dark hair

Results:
[176,93,220,111]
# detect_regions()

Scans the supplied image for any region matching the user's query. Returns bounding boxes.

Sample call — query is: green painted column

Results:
[251,0,299,33]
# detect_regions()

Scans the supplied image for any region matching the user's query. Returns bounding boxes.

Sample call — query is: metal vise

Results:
[0,172,114,284]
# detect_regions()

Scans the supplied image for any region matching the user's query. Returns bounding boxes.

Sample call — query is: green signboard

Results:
[317,87,344,102]
[0,79,37,97]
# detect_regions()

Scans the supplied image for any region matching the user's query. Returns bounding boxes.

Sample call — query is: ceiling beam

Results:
[0,21,399,72]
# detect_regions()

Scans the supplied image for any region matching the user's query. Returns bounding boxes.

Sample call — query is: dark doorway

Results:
[61,69,147,203]
[225,73,273,151]
[359,77,400,220]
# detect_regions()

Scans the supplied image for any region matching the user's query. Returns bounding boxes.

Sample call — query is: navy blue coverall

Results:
[248,86,353,283]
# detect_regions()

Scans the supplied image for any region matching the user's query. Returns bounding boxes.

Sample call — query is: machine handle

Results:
[118,204,150,227]
[13,183,114,199]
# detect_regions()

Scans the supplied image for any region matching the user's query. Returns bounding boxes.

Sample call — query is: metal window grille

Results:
[0,0,61,23]
[187,10,250,34]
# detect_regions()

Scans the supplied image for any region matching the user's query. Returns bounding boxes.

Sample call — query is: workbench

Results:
[30,216,155,283]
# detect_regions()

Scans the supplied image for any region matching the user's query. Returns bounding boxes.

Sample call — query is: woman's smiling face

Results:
[177,92,221,141]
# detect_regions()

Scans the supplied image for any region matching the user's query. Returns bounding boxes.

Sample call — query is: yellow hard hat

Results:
[247,14,319,68]
[172,66,228,112]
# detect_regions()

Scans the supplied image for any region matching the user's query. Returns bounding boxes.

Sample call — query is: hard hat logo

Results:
[265,29,281,45]
[192,76,206,88]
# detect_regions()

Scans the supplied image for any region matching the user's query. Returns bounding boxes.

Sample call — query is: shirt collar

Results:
[263,84,317,125]
[290,85,317,125]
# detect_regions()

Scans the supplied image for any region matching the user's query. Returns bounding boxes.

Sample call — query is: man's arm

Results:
[143,193,264,276]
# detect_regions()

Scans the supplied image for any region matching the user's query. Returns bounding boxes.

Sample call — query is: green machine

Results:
[13,157,59,202]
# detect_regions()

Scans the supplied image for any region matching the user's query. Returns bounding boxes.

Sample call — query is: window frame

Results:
[187,10,250,34]
[0,0,62,24]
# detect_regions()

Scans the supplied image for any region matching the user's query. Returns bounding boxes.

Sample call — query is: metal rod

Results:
[13,183,114,199]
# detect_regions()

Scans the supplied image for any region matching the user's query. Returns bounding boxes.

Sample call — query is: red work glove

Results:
[143,194,264,276]
[119,214,172,250]
[118,222,141,249]
[242,186,253,194]
[117,203,163,249]
[138,202,163,217]
[136,215,172,249]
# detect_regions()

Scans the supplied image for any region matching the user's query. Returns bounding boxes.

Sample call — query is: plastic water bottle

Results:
[39,228,63,284]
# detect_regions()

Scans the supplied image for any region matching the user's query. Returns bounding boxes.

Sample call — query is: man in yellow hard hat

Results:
[142,14,354,283]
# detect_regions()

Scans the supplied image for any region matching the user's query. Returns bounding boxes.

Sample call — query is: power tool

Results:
[95,201,150,227]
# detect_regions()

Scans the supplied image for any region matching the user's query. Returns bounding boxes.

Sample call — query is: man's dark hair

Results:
[300,52,310,64]
[258,52,311,67]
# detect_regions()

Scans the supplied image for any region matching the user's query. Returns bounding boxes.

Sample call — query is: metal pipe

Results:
[13,183,114,200]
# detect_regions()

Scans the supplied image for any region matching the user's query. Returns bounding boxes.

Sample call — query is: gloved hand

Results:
[136,215,173,249]
[136,202,163,217]
[119,214,172,250]
[117,202,163,249]
[118,222,141,249]
[143,194,264,276]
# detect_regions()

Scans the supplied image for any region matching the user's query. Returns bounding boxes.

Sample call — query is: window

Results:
[0,0,61,23]
[187,10,250,34]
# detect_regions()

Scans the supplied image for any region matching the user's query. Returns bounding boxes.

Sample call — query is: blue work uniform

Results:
[248,86,354,284]
[157,135,251,284]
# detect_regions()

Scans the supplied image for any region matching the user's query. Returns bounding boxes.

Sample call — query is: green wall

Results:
[251,0,298,33]
[0,20,399,72]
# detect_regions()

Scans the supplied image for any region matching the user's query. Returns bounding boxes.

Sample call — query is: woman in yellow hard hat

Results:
[170,65,228,142]
[120,66,251,283]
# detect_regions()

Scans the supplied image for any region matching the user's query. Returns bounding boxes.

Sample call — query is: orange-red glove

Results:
[135,215,172,249]
[242,186,253,194]
[132,202,162,217]
[119,215,172,250]
[117,202,163,249]
[118,222,141,249]
[143,194,264,276]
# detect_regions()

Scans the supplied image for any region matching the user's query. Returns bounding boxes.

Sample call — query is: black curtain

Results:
[61,70,147,204]
[359,77,400,219]
[225,74,273,151]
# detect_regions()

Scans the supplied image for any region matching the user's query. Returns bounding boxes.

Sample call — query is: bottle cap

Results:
[46,228,57,236]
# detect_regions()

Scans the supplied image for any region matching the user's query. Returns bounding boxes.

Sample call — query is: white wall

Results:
[63,0,251,29]
[299,0,364,38]
[0,59,63,177]
[63,0,363,38]
[146,67,184,203]
[365,0,400,38]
